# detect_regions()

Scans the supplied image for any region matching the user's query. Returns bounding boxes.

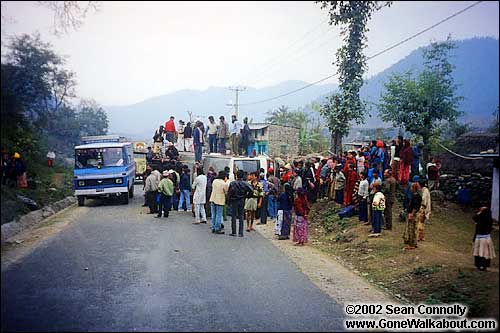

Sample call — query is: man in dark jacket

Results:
[178,166,192,211]
[193,121,204,162]
[227,170,253,237]
[165,142,179,161]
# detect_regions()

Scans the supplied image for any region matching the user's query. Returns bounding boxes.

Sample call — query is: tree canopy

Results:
[378,37,463,162]
[1,33,108,159]
[317,1,391,154]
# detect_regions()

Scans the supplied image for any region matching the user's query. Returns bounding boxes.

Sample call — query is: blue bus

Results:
[74,136,136,206]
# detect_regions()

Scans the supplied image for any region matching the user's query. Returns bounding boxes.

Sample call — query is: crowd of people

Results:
[150,114,255,163]
[1,150,28,188]
[141,136,441,248]
[140,117,496,269]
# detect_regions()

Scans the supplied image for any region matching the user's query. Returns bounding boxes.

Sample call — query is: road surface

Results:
[1,185,345,332]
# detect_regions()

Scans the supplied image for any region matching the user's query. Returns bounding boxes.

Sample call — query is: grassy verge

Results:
[308,199,499,319]
[1,162,74,225]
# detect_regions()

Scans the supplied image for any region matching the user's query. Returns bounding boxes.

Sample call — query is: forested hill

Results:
[357,37,499,127]
[106,37,499,138]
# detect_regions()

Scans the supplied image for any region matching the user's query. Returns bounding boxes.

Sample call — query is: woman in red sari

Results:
[399,139,413,185]
[344,163,358,206]
[293,188,310,246]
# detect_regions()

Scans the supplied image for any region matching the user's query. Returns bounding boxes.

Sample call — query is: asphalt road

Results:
[2,185,345,332]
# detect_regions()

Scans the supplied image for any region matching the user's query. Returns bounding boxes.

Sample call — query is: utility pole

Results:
[227,86,246,119]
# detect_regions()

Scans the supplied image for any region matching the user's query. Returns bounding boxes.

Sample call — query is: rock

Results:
[16,195,38,210]
[42,207,56,218]
[430,190,445,202]
[83,267,89,271]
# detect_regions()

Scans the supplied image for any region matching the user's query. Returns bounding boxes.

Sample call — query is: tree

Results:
[265,105,290,126]
[265,105,307,129]
[317,1,391,154]
[319,92,349,154]
[3,33,76,128]
[76,99,109,137]
[2,2,100,37]
[378,37,463,163]
[488,106,499,134]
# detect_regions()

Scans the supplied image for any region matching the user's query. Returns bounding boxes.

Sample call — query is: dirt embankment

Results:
[307,199,499,319]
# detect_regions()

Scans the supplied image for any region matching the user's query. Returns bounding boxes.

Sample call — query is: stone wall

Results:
[1,196,76,245]
[438,173,492,208]
[268,124,300,158]
[436,132,498,175]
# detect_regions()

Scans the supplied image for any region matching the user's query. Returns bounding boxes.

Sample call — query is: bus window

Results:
[233,160,260,175]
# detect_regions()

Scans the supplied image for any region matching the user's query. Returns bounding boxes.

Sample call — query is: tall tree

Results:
[265,105,307,129]
[76,99,109,137]
[378,37,463,163]
[3,33,76,128]
[317,1,391,154]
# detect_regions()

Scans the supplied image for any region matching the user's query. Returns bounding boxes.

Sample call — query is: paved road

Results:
[2,185,345,332]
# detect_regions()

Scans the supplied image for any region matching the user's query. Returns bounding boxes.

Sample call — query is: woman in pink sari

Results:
[293,188,310,246]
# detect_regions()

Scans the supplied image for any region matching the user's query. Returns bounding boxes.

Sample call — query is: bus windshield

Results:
[75,148,125,169]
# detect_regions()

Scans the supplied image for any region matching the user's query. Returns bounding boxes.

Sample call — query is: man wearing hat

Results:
[165,142,180,161]
[281,164,292,183]
[157,170,174,218]
[143,166,158,213]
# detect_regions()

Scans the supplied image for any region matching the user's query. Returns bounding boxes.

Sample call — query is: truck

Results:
[133,141,148,183]
[74,135,136,206]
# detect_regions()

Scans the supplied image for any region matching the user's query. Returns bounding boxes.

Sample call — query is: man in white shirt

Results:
[358,172,369,224]
[230,115,242,156]
[207,116,218,153]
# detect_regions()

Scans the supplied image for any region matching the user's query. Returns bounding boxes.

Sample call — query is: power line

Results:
[243,23,336,87]
[239,0,483,107]
[247,27,338,88]
[238,17,329,87]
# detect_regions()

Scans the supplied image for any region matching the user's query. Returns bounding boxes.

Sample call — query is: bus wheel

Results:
[77,196,85,206]
[122,192,129,204]
[129,184,134,198]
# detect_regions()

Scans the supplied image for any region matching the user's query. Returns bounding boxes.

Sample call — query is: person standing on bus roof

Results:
[164,116,177,144]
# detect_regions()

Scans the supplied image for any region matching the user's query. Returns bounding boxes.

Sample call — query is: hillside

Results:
[105,81,337,140]
[105,37,499,138]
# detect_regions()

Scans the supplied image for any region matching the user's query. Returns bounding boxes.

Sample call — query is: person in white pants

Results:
[176,120,186,152]
[191,166,207,223]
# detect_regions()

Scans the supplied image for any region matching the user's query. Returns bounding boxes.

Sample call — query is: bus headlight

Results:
[115,178,123,184]
[78,180,85,186]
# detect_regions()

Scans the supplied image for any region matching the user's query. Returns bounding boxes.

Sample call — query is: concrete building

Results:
[247,123,300,158]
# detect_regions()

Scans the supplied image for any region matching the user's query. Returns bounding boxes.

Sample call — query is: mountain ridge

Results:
[105,37,499,139]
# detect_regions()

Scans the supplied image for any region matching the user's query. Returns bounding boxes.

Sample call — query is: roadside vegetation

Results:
[1,33,108,225]
[308,199,499,319]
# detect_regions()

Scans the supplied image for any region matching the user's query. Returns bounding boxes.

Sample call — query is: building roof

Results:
[249,124,269,130]
[75,142,132,150]
[248,123,300,130]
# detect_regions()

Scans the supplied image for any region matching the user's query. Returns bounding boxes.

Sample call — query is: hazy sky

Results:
[1,1,499,106]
